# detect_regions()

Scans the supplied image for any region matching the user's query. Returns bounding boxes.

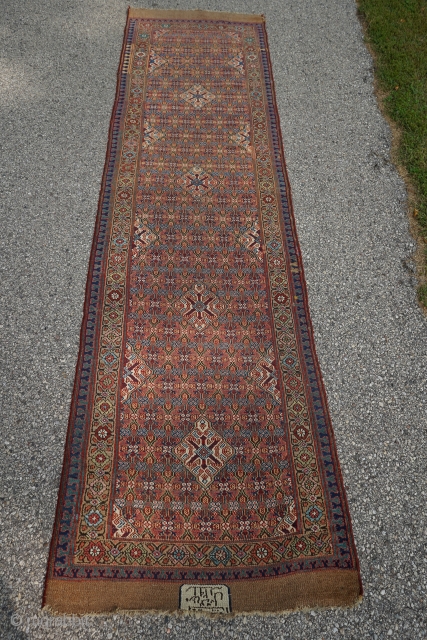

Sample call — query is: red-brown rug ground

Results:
[44,8,362,614]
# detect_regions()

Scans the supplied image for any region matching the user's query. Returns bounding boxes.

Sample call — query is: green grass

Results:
[419,283,427,305]
[358,0,427,303]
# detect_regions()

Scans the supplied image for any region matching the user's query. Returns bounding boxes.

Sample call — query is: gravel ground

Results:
[1,0,426,638]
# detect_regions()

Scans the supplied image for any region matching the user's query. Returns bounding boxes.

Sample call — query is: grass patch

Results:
[419,283,427,306]
[357,0,427,304]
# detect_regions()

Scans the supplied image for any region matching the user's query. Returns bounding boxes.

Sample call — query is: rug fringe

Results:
[42,594,362,619]
[128,8,265,23]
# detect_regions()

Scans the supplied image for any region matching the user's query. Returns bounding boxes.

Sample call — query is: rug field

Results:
[44,8,362,614]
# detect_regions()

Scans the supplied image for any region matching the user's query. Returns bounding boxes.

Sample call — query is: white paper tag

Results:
[179,584,231,614]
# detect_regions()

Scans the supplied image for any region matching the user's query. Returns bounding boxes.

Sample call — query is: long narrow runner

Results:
[44,8,362,614]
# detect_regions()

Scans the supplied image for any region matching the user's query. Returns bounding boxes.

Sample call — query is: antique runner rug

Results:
[44,8,362,614]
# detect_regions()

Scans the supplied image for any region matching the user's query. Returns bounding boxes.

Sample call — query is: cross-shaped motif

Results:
[174,418,234,487]
[180,84,216,109]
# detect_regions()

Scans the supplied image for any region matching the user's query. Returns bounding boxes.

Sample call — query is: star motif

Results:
[182,167,217,198]
[174,418,234,487]
[180,84,216,109]
[176,284,220,332]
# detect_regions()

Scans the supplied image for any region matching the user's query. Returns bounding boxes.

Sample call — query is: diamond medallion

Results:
[174,418,234,487]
